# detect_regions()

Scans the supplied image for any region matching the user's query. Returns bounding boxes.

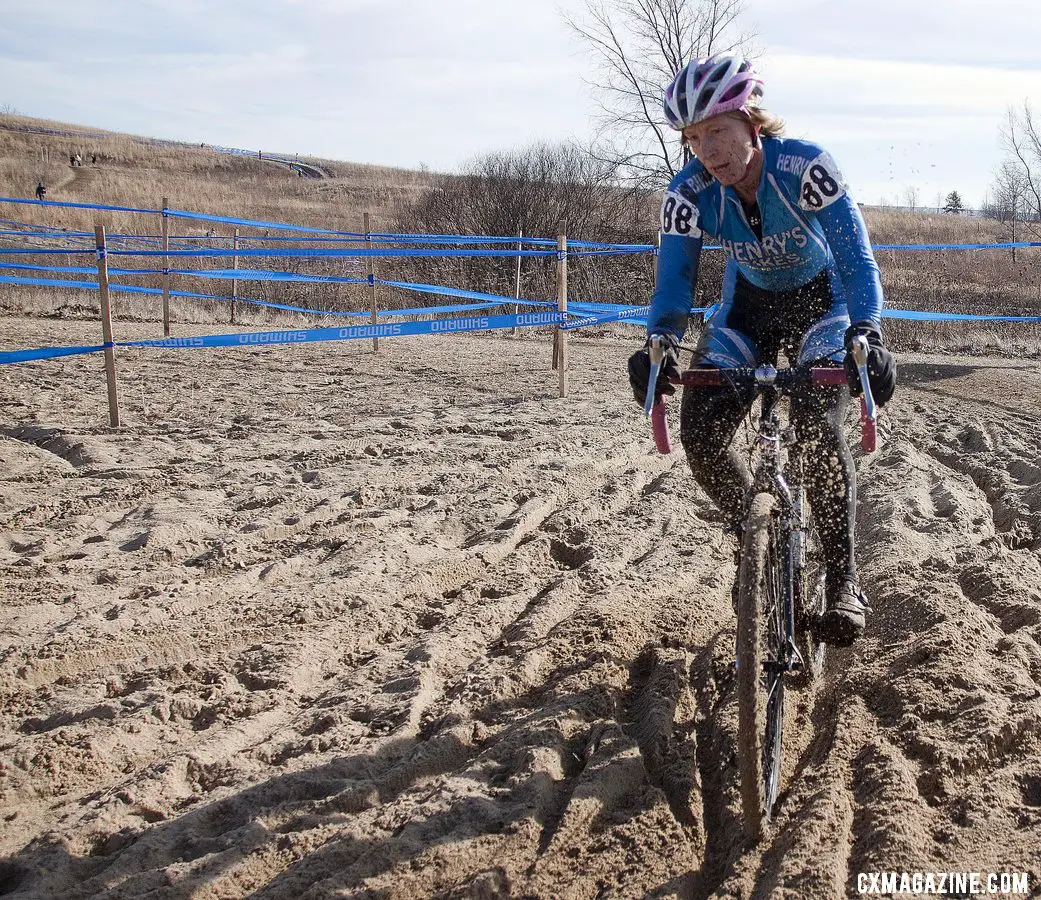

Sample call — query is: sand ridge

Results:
[1,318,1040,898]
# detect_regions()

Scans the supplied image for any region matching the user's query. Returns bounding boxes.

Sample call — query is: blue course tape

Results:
[0,274,100,290]
[379,279,553,308]
[569,248,655,257]
[7,265,1041,325]
[0,274,347,310]
[0,273,539,319]
[106,247,559,258]
[368,232,559,246]
[0,264,541,306]
[366,233,652,250]
[0,196,157,214]
[0,247,94,255]
[883,309,1041,322]
[169,268,369,284]
[562,305,653,330]
[875,241,1041,251]
[165,208,364,237]
[0,262,157,276]
[0,310,568,365]
[0,216,84,233]
[207,295,367,317]
[5,301,1041,367]
[561,303,1041,328]
[0,344,109,364]
[231,236,383,244]
[0,230,93,239]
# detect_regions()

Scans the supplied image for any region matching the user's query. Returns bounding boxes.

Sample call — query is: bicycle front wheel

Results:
[794,489,827,686]
[735,491,786,841]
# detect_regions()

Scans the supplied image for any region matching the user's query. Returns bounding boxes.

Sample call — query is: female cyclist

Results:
[628,53,896,646]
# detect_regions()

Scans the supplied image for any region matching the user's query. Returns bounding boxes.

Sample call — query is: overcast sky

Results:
[3,0,1041,208]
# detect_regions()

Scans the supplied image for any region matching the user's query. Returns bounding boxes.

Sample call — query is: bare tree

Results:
[566,0,756,189]
[410,142,628,243]
[985,159,1036,259]
[400,142,657,307]
[903,185,920,211]
[988,160,1031,219]
[1000,102,1041,227]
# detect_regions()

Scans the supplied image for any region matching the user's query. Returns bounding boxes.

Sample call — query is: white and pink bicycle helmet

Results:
[663,53,764,131]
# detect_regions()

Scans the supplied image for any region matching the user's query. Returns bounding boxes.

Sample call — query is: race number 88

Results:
[801,164,839,209]
[663,196,695,234]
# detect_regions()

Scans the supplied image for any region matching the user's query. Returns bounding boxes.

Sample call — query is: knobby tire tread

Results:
[735,492,777,841]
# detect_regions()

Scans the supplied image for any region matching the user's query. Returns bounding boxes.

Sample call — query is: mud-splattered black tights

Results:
[679,380,856,588]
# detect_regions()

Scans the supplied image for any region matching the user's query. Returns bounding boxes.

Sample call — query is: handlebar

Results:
[649,361,878,454]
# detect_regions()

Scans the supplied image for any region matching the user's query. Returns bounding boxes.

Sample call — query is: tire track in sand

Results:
[2,328,1041,897]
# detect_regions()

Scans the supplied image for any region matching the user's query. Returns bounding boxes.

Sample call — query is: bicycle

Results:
[645,337,877,840]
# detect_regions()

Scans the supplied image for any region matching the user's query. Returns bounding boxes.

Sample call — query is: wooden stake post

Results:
[556,233,568,398]
[512,225,522,338]
[231,227,239,324]
[364,212,379,353]
[161,197,171,337]
[94,224,121,427]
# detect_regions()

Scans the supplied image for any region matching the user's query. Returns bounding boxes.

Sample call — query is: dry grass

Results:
[2,112,1040,356]
[0,113,442,234]
[860,208,1041,353]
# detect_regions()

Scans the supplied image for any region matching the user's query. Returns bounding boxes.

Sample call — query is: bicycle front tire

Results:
[794,489,827,686]
[735,491,786,841]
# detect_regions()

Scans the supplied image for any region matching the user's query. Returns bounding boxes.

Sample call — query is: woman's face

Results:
[682,113,756,185]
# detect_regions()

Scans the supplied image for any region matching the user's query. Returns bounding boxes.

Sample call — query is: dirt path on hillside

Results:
[1,318,1039,898]
[46,164,98,199]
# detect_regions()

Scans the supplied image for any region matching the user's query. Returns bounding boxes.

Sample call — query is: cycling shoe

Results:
[818,576,869,647]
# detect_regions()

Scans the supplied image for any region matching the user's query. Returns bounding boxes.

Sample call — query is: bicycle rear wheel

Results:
[735,492,786,841]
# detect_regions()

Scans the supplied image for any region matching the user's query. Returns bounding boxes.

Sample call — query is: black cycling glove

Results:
[627,333,681,407]
[843,321,896,406]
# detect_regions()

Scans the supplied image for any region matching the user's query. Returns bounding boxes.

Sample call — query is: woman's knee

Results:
[679,387,747,455]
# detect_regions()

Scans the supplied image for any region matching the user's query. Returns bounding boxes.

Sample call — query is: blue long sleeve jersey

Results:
[648,135,884,340]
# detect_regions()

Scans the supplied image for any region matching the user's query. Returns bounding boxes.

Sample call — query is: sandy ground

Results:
[1,315,1040,899]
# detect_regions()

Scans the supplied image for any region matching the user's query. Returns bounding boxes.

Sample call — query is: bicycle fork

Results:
[782,495,808,676]
[741,391,809,680]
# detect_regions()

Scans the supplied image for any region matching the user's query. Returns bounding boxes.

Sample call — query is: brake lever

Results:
[643,335,665,418]
[851,335,878,452]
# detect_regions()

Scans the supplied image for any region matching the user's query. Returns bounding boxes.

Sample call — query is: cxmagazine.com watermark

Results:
[857,871,1030,896]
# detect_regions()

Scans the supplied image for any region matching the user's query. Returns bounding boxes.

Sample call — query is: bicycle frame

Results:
[646,361,865,834]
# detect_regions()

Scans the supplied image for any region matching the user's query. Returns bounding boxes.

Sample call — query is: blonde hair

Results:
[679,108,786,150]
[746,107,785,137]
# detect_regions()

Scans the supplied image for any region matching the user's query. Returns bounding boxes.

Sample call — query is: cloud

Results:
[761,54,1041,204]
[3,0,1039,204]
[745,0,1041,70]
[0,0,595,169]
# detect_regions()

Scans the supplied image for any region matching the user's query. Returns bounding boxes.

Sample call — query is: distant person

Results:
[69,154,75,166]
[91,153,97,164]
[75,153,82,166]
[628,53,896,645]
[35,181,46,201]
